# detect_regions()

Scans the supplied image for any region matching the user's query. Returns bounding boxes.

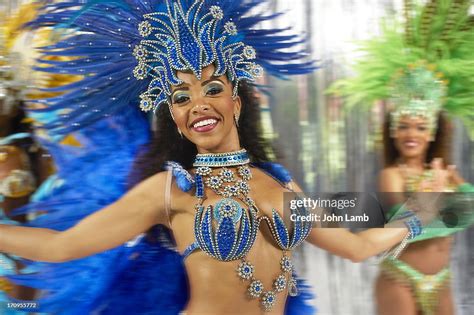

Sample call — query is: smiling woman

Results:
[327,0,474,312]
[170,65,242,153]
[0,1,435,314]
[383,112,452,169]
[377,109,465,315]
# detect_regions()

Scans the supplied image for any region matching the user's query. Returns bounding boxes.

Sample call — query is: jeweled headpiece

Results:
[27,0,315,136]
[132,2,265,112]
[329,0,474,138]
[389,63,447,136]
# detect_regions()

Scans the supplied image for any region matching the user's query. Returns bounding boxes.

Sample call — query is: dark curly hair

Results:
[129,81,273,186]
[383,111,452,167]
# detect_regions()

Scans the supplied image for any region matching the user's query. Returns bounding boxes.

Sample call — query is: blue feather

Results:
[9,107,152,314]
[24,0,316,137]
[253,162,293,184]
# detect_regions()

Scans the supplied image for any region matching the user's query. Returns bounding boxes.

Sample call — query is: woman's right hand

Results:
[397,159,450,225]
[418,158,450,192]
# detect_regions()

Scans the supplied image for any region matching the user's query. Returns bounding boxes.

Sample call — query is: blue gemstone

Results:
[217,217,235,259]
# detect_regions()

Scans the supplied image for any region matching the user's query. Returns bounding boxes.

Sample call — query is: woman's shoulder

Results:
[379,166,401,178]
[378,166,404,192]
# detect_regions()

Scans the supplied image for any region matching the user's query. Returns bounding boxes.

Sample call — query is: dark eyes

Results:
[172,93,190,104]
[204,83,224,96]
[171,81,224,105]
[397,124,427,131]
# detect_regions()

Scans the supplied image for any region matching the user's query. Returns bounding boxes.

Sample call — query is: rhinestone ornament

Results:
[237,261,254,280]
[133,45,147,60]
[223,185,240,197]
[224,21,238,35]
[138,20,152,37]
[280,256,293,273]
[133,64,147,80]
[236,180,250,195]
[210,6,224,20]
[206,176,223,190]
[248,280,264,298]
[261,291,277,311]
[288,278,299,297]
[243,46,257,60]
[196,166,212,176]
[139,96,153,111]
[273,274,287,293]
[220,168,235,182]
[238,165,252,181]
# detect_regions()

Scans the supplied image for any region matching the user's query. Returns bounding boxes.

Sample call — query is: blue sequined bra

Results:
[164,161,312,261]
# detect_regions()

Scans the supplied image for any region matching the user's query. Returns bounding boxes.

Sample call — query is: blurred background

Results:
[262,1,474,315]
[1,0,473,314]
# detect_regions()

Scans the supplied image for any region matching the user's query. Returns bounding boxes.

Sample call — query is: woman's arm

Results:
[306,225,407,262]
[0,171,171,263]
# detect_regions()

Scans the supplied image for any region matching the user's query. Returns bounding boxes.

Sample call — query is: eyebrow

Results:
[201,77,225,86]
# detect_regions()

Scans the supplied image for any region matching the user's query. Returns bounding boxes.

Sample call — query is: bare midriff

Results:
[399,237,453,274]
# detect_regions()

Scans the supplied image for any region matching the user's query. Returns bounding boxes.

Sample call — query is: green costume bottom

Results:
[380,257,451,315]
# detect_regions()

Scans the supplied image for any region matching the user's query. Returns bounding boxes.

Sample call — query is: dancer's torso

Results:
[169,167,298,315]
[399,237,453,274]
[386,166,454,275]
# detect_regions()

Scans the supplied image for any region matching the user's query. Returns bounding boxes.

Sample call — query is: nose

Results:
[191,102,211,115]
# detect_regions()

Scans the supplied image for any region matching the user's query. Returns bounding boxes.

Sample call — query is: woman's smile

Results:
[190,116,220,133]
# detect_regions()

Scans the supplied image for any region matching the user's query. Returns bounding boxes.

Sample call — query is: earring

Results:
[177,128,183,138]
[234,113,240,128]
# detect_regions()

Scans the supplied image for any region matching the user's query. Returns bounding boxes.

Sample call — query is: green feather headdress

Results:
[329,0,474,137]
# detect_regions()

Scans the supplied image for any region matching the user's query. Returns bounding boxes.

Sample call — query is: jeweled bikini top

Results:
[165,150,312,261]
[165,150,312,311]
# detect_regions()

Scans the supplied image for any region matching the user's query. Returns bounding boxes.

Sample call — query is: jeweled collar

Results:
[193,149,250,168]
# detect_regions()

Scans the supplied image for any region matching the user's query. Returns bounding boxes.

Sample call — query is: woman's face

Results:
[170,65,241,153]
[393,115,432,160]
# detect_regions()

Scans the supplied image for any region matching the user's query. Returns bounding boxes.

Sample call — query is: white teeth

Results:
[193,119,217,128]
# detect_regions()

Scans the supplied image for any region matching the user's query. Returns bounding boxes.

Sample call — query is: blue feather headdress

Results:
[27,0,315,136]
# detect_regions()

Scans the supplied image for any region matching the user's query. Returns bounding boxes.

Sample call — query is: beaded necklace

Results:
[193,149,297,311]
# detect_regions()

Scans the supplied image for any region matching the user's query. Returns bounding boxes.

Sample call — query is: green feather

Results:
[328,0,474,137]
